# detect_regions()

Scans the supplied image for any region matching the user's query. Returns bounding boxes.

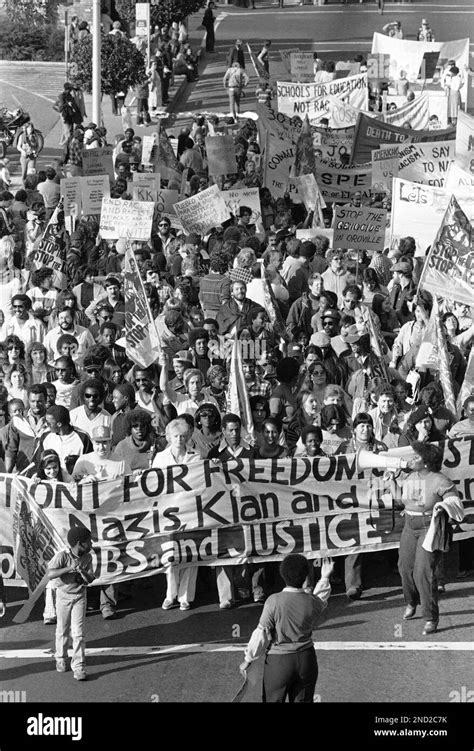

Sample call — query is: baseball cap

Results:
[83,356,104,372]
[310,332,331,348]
[92,425,112,442]
[174,349,194,364]
[321,309,341,322]
[392,261,412,275]
[343,324,368,344]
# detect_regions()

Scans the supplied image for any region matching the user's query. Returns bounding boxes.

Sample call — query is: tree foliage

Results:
[115,0,207,32]
[4,0,59,26]
[69,34,147,96]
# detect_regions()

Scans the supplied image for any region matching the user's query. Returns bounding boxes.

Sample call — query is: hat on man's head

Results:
[310,331,331,348]
[164,310,183,327]
[83,355,104,372]
[174,349,194,365]
[321,309,341,322]
[392,261,412,275]
[287,343,303,358]
[67,527,92,547]
[92,425,112,442]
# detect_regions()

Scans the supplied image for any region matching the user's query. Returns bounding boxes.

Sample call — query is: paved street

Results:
[0,0,474,714]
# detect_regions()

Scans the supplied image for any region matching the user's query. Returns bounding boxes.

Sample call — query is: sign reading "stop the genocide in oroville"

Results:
[333,205,387,252]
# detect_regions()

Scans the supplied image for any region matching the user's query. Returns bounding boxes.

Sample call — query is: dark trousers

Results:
[398,516,441,622]
[161,76,171,103]
[205,28,215,52]
[137,98,150,124]
[263,649,318,703]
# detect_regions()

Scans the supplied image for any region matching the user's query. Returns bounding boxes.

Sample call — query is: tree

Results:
[4,0,59,26]
[115,0,207,32]
[69,34,147,96]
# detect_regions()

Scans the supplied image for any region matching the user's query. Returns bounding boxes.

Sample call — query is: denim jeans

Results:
[55,589,86,672]
[398,515,441,621]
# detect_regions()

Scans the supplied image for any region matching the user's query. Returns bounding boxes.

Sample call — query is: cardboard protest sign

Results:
[371,146,399,193]
[99,197,155,240]
[333,205,386,253]
[256,103,301,145]
[312,124,355,168]
[390,177,474,255]
[3,441,473,586]
[156,189,180,215]
[81,175,110,215]
[427,93,448,129]
[124,245,162,368]
[60,177,82,217]
[398,140,454,187]
[277,73,368,119]
[280,48,300,75]
[173,184,231,235]
[351,112,455,165]
[455,111,474,173]
[290,52,314,83]
[130,173,160,202]
[133,172,160,189]
[263,133,297,199]
[141,134,158,166]
[82,146,114,180]
[221,187,263,231]
[418,196,473,307]
[205,135,238,176]
[30,202,67,289]
[314,158,372,203]
[371,33,469,98]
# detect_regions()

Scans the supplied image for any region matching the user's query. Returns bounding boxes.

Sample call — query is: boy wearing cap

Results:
[72,424,131,482]
[48,526,95,680]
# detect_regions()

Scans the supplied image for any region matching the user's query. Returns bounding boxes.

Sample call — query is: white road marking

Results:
[1,641,473,659]
[0,79,55,104]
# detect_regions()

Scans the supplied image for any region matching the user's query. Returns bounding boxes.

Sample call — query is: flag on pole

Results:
[29,199,67,289]
[417,195,473,307]
[226,335,254,442]
[123,243,162,368]
[12,477,65,623]
[261,273,287,342]
[433,297,457,416]
[293,116,316,177]
[158,122,182,183]
[247,42,269,83]
[366,309,389,382]
[415,305,439,372]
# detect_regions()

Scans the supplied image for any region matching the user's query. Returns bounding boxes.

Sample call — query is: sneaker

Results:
[56,658,68,673]
[179,601,190,611]
[73,669,87,681]
[219,600,232,609]
[403,604,416,620]
[102,608,117,620]
[162,598,177,610]
[43,617,56,625]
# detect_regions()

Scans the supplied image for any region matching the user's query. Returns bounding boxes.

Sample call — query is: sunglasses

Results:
[12,305,25,309]
[84,392,100,398]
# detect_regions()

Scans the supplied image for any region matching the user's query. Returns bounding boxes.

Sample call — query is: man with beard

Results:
[44,309,95,364]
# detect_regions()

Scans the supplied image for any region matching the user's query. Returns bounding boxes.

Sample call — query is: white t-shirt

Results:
[69,405,111,439]
[73,450,131,481]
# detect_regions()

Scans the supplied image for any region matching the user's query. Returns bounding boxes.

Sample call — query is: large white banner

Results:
[398,141,454,188]
[371,33,469,100]
[455,111,474,172]
[390,177,474,255]
[277,73,368,119]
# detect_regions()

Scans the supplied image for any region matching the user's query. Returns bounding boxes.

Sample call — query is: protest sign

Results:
[277,73,368,119]
[81,175,110,215]
[142,134,158,166]
[314,158,372,202]
[256,103,301,144]
[82,146,114,180]
[418,196,473,308]
[205,135,238,175]
[30,202,67,289]
[100,197,155,240]
[445,162,474,192]
[427,92,448,129]
[398,140,454,187]
[371,33,469,98]
[390,177,474,255]
[221,187,263,231]
[2,439,473,586]
[280,48,300,75]
[455,111,474,173]
[351,112,455,165]
[124,245,162,368]
[60,177,82,217]
[130,173,160,202]
[290,52,314,83]
[263,132,297,199]
[312,124,355,167]
[333,205,386,253]
[371,146,399,193]
[157,189,180,215]
[157,124,182,182]
[133,172,161,189]
[174,184,231,235]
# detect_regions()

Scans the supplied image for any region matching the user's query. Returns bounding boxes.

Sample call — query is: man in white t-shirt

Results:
[72,424,131,482]
[69,379,111,439]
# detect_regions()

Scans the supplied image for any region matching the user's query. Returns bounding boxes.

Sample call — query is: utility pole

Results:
[92,0,102,125]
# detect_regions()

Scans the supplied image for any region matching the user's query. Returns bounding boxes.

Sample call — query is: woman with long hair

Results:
[372,293,400,347]
[320,404,352,456]
[398,405,446,447]
[362,267,388,305]
[114,408,158,470]
[5,363,29,406]
[25,341,55,384]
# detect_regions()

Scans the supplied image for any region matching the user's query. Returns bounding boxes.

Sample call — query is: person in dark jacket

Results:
[202,1,216,53]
